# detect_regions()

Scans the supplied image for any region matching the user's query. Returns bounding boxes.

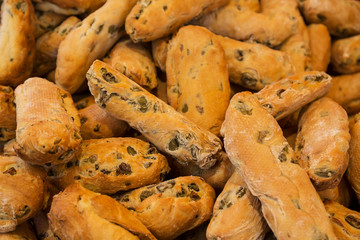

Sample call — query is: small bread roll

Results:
[114,176,215,240]
[196,0,298,47]
[34,10,66,38]
[255,71,332,120]
[49,138,170,194]
[307,24,331,72]
[324,200,360,239]
[0,86,16,142]
[48,183,156,240]
[166,25,230,136]
[14,78,82,166]
[0,0,35,87]
[207,170,269,240]
[331,34,360,74]
[104,38,157,90]
[0,156,46,233]
[299,0,360,37]
[221,91,336,239]
[87,60,223,170]
[326,72,360,115]
[125,0,229,42]
[55,0,137,93]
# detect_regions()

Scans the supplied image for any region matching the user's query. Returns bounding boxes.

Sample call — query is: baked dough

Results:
[331,34,360,74]
[0,86,16,142]
[307,24,331,72]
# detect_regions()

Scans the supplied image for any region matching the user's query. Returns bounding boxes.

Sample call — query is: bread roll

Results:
[307,24,331,72]
[0,86,16,142]
[34,10,66,38]
[331,34,360,74]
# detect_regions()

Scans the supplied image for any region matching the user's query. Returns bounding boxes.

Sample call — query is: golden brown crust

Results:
[307,24,331,72]
[55,0,137,93]
[255,71,332,120]
[218,35,295,90]
[125,0,230,42]
[0,0,35,87]
[14,78,82,166]
[326,72,360,115]
[33,16,81,77]
[34,10,66,38]
[331,34,360,74]
[87,60,223,169]
[299,0,360,37]
[324,200,360,239]
[152,36,171,72]
[49,138,170,194]
[221,91,336,239]
[0,156,46,233]
[196,0,298,47]
[347,113,360,204]
[114,176,215,240]
[207,170,269,240]
[48,183,156,240]
[104,38,157,90]
[166,26,230,136]
[295,97,350,190]
[0,222,37,240]
[0,86,16,142]
[75,96,96,110]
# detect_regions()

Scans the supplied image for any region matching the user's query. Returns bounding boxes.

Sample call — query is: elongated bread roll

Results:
[0,0,35,87]
[87,60,223,169]
[207,170,269,240]
[33,16,81,77]
[48,183,156,240]
[299,0,360,37]
[255,71,332,120]
[166,25,230,136]
[55,0,137,93]
[295,98,350,190]
[114,176,215,240]
[0,86,16,142]
[104,38,157,90]
[331,34,360,74]
[34,10,66,38]
[326,72,360,115]
[14,78,82,166]
[49,138,170,194]
[0,156,46,233]
[307,24,331,72]
[196,0,298,47]
[221,91,336,239]
[125,0,229,42]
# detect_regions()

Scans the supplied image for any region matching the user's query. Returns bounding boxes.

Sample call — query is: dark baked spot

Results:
[257,130,270,143]
[95,24,104,34]
[127,146,137,155]
[143,162,153,168]
[58,150,73,161]
[345,215,360,229]
[188,183,200,192]
[137,96,148,112]
[241,72,258,88]
[219,198,232,210]
[262,103,273,113]
[176,186,187,197]
[83,155,97,163]
[162,5,167,11]
[15,205,30,218]
[168,137,179,151]
[116,163,132,175]
[235,100,253,115]
[100,68,118,83]
[3,167,17,175]
[156,180,175,192]
[189,192,201,201]
[276,89,286,98]
[314,168,336,178]
[147,144,158,154]
[236,186,247,198]
[317,14,327,22]
[234,49,244,61]
[278,145,289,163]
[140,190,154,201]
[304,74,326,82]
[108,25,121,34]
[80,117,87,125]
[101,169,111,175]
[196,105,204,114]
[97,89,119,108]
[182,104,188,113]
[93,124,100,132]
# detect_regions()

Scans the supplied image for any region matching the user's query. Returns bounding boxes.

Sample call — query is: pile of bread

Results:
[1,0,360,239]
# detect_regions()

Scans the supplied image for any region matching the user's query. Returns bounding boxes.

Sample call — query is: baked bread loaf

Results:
[280,8,311,73]
[114,176,215,240]
[87,60,223,169]
[347,113,360,204]
[218,35,295,91]
[55,0,137,93]
[34,10,66,38]
[125,0,230,42]
[0,0,35,87]
[14,78,82,166]
[326,72,360,115]
[0,156,46,233]
[255,71,332,120]
[49,137,170,194]
[78,103,129,140]
[104,38,157,90]
[221,91,336,239]
[33,16,81,77]
[331,34,360,74]
[152,36,171,72]
[295,97,350,190]
[166,25,230,136]
[324,200,360,240]
[48,183,156,240]
[0,86,16,142]
[196,0,298,47]
[298,0,360,37]
[307,24,331,72]
[207,170,269,240]
[0,222,37,240]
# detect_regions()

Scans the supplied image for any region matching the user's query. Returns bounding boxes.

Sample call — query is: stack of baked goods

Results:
[1,0,360,239]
